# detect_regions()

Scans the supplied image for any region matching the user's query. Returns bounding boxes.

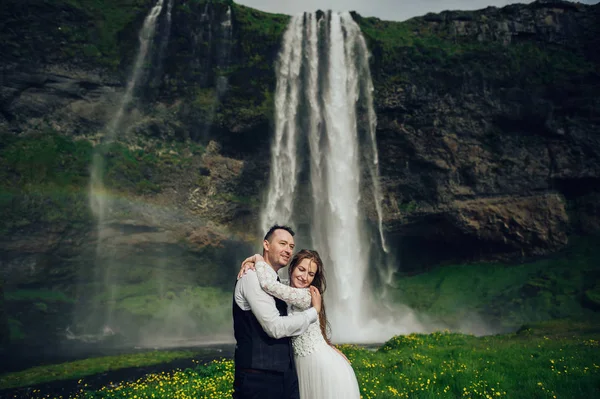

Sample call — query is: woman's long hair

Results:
[289,249,331,344]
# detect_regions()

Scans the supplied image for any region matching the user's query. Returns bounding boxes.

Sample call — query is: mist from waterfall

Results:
[261,11,423,342]
[85,0,167,333]
[75,1,241,344]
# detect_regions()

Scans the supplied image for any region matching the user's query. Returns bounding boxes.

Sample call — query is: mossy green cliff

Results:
[1,0,600,349]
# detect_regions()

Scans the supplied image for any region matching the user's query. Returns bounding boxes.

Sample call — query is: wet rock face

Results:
[392,194,568,257]
[364,0,600,262]
[1,0,599,268]
[0,70,119,134]
[0,278,8,349]
[383,194,569,271]
[422,1,590,47]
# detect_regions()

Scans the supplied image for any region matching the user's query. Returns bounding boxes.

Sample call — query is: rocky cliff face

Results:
[2,0,599,266]
[1,0,599,345]
[360,0,600,267]
[0,278,8,351]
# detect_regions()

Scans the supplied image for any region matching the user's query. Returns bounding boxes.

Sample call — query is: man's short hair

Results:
[263,224,295,242]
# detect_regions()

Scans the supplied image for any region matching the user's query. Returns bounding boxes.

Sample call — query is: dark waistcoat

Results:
[233,289,294,372]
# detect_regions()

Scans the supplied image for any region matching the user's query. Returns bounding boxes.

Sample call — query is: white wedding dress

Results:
[255,261,361,399]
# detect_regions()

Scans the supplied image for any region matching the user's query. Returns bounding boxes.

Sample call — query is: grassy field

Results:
[1,319,598,398]
[390,236,600,332]
[0,350,199,391]
[2,236,599,397]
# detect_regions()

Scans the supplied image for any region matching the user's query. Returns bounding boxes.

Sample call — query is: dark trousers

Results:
[233,368,299,399]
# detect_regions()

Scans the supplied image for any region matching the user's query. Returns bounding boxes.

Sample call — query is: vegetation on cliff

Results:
[0,130,235,344]
[0,130,205,233]
[0,278,9,349]
[391,235,600,331]
[357,4,600,109]
[0,131,91,232]
[1,0,157,68]
[164,1,288,132]
[1,0,600,353]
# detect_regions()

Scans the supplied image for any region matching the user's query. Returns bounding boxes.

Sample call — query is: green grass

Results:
[7,318,25,341]
[0,131,205,232]
[0,131,93,188]
[359,17,430,49]
[231,3,289,54]
[390,236,600,329]
[358,9,599,105]
[4,319,598,398]
[0,350,200,390]
[347,319,600,399]
[61,0,151,64]
[111,285,231,327]
[0,185,91,233]
[72,283,232,337]
[0,131,203,193]
[0,131,95,231]
[1,0,152,67]
[217,193,259,206]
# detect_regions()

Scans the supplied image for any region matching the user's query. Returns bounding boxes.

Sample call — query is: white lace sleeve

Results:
[255,261,312,310]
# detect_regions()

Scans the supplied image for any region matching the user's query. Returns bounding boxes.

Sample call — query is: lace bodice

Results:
[255,261,327,357]
[289,305,328,356]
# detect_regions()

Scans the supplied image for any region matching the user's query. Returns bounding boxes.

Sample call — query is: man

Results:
[233,225,320,399]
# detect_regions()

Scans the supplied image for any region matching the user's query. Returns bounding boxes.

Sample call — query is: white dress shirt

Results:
[234,268,318,339]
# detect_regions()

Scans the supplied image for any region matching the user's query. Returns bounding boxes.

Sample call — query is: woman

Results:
[239,249,360,399]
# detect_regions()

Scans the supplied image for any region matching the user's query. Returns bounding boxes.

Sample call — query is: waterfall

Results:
[356,29,389,255]
[319,12,371,335]
[199,2,212,89]
[216,6,232,96]
[156,0,174,75]
[165,0,173,34]
[86,0,166,332]
[201,2,209,21]
[90,0,165,218]
[105,0,164,140]
[197,4,233,137]
[260,16,304,231]
[261,12,413,342]
[306,13,325,256]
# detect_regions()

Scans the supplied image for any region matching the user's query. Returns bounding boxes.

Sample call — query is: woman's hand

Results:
[237,254,264,279]
[309,286,322,313]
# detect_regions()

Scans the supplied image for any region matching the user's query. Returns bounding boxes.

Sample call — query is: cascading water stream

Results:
[156,0,174,75]
[105,0,164,141]
[201,3,210,21]
[260,16,304,232]
[198,4,233,137]
[261,11,421,342]
[305,13,325,257]
[320,12,368,332]
[216,6,232,95]
[89,0,165,219]
[219,6,232,65]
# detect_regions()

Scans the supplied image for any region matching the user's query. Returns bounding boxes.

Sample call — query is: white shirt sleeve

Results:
[235,270,318,339]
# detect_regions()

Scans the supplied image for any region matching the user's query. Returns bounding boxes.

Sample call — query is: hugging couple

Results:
[233,224,361,398]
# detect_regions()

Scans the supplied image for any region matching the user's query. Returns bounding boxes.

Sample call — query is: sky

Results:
[235,0,599,22]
